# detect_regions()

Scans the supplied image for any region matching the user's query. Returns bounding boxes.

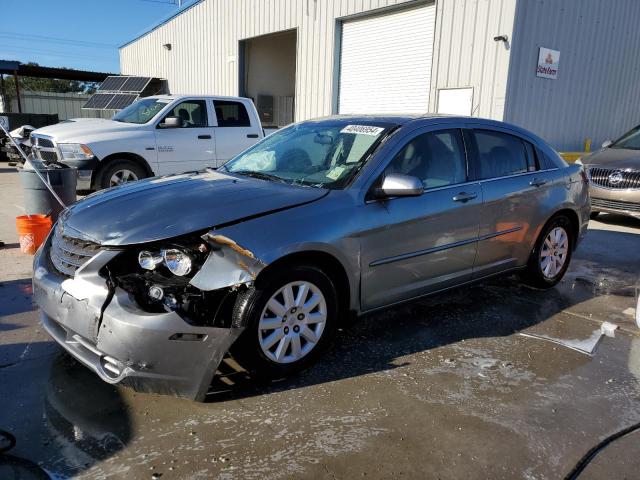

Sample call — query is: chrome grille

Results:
[37,150,59,162]
[32,136,54,148]
[31,135,59,163]
[588,167,640,189]
[49,224,101,277]
[592,197,640,213]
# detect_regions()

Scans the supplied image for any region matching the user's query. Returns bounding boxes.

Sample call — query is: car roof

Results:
[302,114,541,138]
[145,94,253,102]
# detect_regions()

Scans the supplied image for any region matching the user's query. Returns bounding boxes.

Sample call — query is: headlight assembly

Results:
[58,143,94,161]
[137,248,194,276]
[162,249,193,276]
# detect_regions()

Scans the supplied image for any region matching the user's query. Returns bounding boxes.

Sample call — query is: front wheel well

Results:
[254,251,352,320]
[93,153,154,188]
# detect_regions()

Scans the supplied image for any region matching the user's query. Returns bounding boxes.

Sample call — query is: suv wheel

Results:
[99,160,146,189]
[520,215,574,289]
[231,265,338,379]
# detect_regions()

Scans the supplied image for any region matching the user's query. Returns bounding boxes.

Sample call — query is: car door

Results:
[154,99,216,175]
[468,128,561,278]
[212,100,262,168]
[359,128,482,311]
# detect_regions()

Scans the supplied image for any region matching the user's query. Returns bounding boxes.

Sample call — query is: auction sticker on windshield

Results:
[340,125,385,136]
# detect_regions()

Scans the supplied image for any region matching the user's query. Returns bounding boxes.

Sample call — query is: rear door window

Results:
[214,100,251,127]
[472,130,529,179]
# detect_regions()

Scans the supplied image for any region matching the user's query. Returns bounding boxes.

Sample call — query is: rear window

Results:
[214,101,250,127]
[473,130,528,179]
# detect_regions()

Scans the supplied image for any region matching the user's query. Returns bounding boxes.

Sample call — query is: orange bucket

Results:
[15,214,53,255]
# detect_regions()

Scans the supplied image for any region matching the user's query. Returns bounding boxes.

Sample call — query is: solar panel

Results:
[120,76,151,93]
[105,93,139,110]
[98,76,129,92]
[83,93,116,109]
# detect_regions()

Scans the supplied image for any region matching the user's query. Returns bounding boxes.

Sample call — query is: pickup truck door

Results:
[154,99,216,175]
[211,100,263,168]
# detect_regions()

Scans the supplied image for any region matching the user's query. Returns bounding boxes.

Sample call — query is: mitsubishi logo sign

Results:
[608,171,624,185]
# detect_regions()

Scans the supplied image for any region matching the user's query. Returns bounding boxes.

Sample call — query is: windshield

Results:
[112,98,170,124]
[611,125,640,150]
[220,121,391,189]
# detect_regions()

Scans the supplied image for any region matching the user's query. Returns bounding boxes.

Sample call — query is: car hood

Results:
[583,148,640,169]
[32,118,140,143]
[61,170,328,246]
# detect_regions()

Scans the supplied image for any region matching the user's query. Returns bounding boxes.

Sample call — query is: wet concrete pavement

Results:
[1,168,640,479]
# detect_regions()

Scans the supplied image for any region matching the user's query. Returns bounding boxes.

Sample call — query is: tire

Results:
[590,211,600,220]
[520,215,574,289]
[231,265,338,379]
[98,160,147,190]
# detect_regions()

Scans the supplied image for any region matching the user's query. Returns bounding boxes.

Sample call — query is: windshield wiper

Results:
[230,170,288,184]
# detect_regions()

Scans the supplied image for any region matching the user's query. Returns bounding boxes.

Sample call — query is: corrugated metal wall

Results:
[505,0,640,151]
[120,0,516,122]
[10,91,113,120]
[430,0,516,119]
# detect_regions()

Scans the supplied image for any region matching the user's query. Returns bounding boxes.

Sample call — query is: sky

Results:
[0,0,187,73]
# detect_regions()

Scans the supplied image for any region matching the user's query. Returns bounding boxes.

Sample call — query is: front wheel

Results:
[520,215,574,289]
[98,160,147,190]
[231,265,338,379]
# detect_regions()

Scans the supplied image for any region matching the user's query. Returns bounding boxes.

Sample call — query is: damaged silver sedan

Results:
[33,115,590,401]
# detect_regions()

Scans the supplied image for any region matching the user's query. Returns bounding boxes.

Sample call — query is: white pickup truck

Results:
[29,95,265,190]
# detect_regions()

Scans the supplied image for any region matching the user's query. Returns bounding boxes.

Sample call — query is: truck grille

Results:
[588,167,640,189]
[31,135,60,163]
[592,197,640,213]
[49,224,101,277]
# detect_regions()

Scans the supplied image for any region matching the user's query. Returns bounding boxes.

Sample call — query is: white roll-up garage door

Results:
[338,4,436,114]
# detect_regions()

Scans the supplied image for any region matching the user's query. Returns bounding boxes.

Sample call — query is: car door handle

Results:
[452,192,478,203]
[529,178,548,187]
[247,134,259,138]
[198,135,211,139]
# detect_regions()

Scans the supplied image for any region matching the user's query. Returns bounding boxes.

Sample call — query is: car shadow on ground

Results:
[208,227,639,402]
[0,279,36,317]
[0,348,133,479]
[207,274,619,402]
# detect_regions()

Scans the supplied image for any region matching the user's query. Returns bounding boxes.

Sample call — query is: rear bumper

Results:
[589,184,640,218]
[33,237,244,401]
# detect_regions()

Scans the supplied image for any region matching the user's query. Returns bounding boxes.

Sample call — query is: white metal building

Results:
[120,0,640,150]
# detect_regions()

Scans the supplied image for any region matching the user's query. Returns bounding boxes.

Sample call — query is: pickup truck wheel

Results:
[231,265,338,379]
[99,160,146,189]
[520,215,573,289]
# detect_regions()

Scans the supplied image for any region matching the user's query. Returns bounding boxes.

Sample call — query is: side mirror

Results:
[375,173,424,198]
[601,140,613,149]
[159,116,182,129]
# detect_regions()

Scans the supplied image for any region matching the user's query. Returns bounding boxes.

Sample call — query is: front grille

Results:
[592,197,640,213]
[588,167,640,189]
[36,149,59,162]
[32,136,54,148]
[49,224,101,277]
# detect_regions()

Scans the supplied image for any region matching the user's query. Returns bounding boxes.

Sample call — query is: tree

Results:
[1,63,98,111]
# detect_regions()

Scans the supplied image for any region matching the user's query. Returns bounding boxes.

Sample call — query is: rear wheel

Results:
[231,265,338,379]
[520,215,573,289]
[98,160,146,190]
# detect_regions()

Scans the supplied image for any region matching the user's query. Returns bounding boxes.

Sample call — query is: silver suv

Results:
[33,115,590,401]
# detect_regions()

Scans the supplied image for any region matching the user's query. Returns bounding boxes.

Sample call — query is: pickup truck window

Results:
[163,100,208,128]
[112,98,170,124]
[214,100,251,127]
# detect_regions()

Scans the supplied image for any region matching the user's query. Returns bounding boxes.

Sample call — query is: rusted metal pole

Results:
[13,71,22,113]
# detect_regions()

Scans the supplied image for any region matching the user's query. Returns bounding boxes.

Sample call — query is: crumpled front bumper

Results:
[32,236,244,401]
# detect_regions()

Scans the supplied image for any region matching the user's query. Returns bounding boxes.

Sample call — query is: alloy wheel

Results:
[109,169,139,187]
